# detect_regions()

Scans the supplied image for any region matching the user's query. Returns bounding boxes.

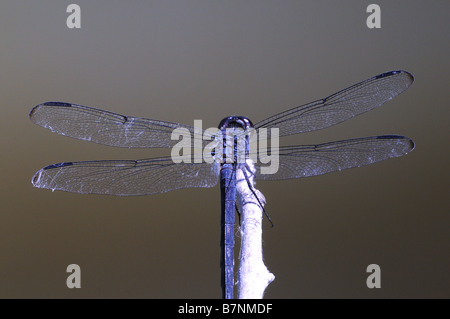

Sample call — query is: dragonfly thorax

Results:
[216,116,254,165]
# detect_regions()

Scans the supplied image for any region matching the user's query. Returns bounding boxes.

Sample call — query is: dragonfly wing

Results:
[254,135,414,181]
[29,102,207,148]
[254,70,414,136]
[32,157,220,195]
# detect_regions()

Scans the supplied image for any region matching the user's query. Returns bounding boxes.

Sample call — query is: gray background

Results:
[0,1,448,298]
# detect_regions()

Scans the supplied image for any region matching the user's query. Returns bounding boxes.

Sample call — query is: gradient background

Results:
[0,1,448,298]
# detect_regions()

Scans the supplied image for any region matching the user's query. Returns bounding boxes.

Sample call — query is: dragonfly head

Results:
[218,116,253,130]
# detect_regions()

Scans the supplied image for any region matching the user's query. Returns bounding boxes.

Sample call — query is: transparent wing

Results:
[254,135,414,181]
[254,70,414,136]
[29,102,209,148]
[31,156,220,196]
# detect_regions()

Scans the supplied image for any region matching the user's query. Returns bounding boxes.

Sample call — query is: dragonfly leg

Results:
[242,164,274,227]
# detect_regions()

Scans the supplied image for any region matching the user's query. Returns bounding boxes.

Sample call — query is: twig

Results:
[236,161,275,299]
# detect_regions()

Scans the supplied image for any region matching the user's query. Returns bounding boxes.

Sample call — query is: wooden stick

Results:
[236,161,275,299]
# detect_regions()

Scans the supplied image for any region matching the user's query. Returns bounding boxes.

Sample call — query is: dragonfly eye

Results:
[218,116,253,130]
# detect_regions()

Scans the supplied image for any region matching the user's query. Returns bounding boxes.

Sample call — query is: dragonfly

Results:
[30,70,415,299]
